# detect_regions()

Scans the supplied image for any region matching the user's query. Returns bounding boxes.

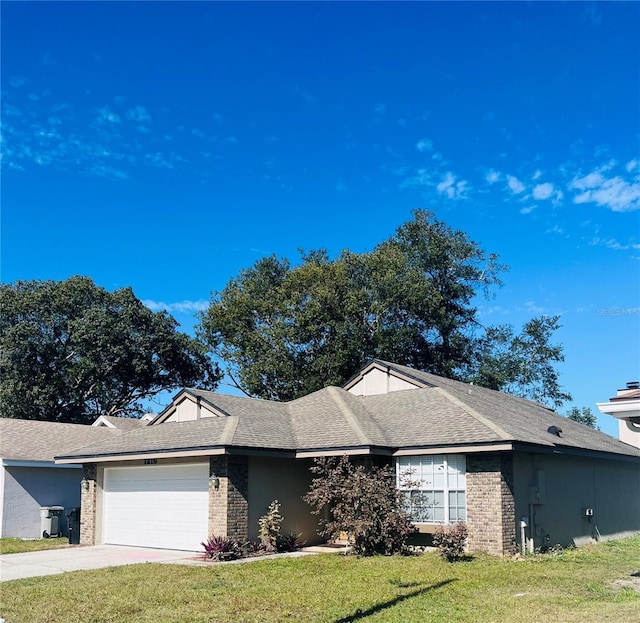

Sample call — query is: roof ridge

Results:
[432,386,512,441]
[220,416,239,445]
[326,386,372,445]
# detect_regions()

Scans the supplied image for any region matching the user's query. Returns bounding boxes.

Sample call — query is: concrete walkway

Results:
[0,544,335,582]
[0,545,199,582]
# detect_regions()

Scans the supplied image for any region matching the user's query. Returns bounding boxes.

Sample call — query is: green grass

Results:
[2,537,639,623]
[0,537,70,555]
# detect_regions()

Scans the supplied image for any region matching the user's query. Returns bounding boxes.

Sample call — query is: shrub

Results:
[304,455,416,556]
[258,500,284,552]
[201,535,242,561]
[432,521,468,562]
[275,530,301,553]
[242,540,266,556]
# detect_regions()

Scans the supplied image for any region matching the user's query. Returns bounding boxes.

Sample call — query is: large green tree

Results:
[198,210,571,407]
[566,407,599,429]
[0,276,220,423]
[468,315,572,408]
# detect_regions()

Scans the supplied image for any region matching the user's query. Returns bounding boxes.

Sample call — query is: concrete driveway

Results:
[0,545,199,582]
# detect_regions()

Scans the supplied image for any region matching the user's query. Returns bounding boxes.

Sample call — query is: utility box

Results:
[66,507,81,545]
[40,506,64,538]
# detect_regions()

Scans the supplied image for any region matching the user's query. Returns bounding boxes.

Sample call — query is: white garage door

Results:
[103,463,209,551]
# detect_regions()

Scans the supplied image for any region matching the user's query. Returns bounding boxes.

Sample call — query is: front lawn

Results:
[1,536,639,623]
[0,537,70,555]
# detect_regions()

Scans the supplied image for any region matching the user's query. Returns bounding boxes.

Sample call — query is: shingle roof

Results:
[55,361,640,461]
[372,360,639,456]
[94,415,149,431]
[0,418,121,462]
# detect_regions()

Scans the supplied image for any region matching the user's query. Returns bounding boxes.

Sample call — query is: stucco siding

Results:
[513,452,640,550]
[1,466,82,538]
[348,368,418,396]
[619,420,640,449]
[247,457,320,545]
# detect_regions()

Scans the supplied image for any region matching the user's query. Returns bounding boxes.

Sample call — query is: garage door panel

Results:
[103,463,209,551]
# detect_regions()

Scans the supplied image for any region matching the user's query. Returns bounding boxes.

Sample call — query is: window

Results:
[396,455,466,524]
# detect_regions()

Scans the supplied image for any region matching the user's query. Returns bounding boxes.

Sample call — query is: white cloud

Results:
[400,168,432,189]
[520,205,536,215]
[143,299,209,314]
[416,138,433,152]
[96,106,121,124]
[533,182,555,200]
[523,301,547,315]
[532,170,543,180]
[507,175,525,194]
[486,170,501,184]
[127,105,151,123]
[570,167,640,212]
[87,164,129,180]
[546,225,564,235]
[626,159,639,173]
[437,172,468,199]
[590,237,640,251]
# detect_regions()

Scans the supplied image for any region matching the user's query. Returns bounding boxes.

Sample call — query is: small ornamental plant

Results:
[275,530,301,553]
[258,500,284,552]
[432,521,468,562]
[257,500,301,553]
[201,535,242,561]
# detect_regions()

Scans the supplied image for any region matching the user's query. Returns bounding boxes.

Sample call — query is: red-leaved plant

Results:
[432,521,468,562]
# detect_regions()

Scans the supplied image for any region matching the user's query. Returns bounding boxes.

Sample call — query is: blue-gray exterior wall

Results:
[1,466,82,538]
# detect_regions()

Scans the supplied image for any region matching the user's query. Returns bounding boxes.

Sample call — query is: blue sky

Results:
[1,1,639,435]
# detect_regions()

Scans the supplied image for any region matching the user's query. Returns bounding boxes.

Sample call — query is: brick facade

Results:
[80,463,97,545]
[466,453,516,556]
[208,455,249,541]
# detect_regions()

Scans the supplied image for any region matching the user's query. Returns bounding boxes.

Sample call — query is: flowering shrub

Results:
[432,521,468,562]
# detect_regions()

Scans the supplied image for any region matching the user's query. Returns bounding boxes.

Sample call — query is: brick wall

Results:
[208,455,249,541]
[80,463,97,545]
[466,453,516,556]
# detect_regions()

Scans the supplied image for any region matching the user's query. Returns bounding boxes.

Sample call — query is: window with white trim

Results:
[396,455,466,524]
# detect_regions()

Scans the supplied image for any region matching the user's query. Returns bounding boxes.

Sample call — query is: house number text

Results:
[144,458,158,465]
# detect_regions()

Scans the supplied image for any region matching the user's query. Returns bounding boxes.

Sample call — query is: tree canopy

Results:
[198,210,571,407]
[566,407,599,429]
[0,276,220,423]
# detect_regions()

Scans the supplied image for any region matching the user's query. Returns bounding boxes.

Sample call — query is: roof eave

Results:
[512,441,640,463]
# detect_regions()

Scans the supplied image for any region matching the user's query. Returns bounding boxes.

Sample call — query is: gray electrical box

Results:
[40,506,64,538]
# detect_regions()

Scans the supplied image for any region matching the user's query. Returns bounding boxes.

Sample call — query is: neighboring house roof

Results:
[0,418,121,463]
[92,415,149,431]
[55,361,640,463]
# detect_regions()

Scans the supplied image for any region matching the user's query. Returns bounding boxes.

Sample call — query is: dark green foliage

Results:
[275,531,301,553]
[566,406,599,429]
[198,210,570,408]
[0,276,220,423]
[304,456,416,556]
[468,315,572,408]
[432,522,468,562]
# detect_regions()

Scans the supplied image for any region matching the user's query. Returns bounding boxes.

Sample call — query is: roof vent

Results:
[626,381,640,390]
[547,425,563,437]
